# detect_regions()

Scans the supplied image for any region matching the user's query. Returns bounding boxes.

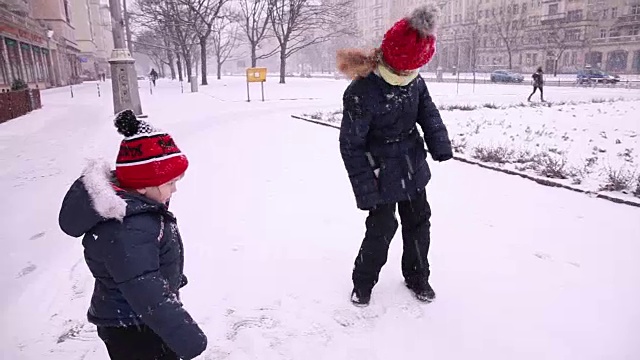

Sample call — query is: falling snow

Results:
[1,78,640,360]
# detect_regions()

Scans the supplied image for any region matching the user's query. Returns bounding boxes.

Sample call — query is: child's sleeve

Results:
[100,216,207,360]
[416,78,453,162]
[339,86,381,210]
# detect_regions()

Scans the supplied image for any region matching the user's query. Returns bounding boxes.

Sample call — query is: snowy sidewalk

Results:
[1,79,640,359]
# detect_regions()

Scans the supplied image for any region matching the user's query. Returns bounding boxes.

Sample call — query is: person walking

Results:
[336,4,453,306]
[149,68,159,87]
[528,66,545,102]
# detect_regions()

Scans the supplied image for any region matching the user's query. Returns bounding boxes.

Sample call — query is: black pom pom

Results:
[114,109,140,137]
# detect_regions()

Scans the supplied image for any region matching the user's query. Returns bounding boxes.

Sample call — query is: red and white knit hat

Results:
[114,110,188,189]
[380,4,439,71]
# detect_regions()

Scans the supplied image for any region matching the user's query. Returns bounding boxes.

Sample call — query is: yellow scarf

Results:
[377,64,419,86]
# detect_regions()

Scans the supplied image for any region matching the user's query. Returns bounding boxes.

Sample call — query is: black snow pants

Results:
[528,86,544,101]
[97,325,179,360]
[352,190,432,293]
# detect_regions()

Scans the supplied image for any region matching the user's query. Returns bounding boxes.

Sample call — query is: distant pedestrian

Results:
[149,68,158,87]
[528,66,544,102]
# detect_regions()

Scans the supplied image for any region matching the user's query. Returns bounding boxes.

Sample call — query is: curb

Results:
[291,115,640,209]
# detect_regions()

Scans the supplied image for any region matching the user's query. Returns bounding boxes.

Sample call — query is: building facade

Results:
[31,0,83,85]
[354,0,640,74]
[71,0,112,80]
[354,0,394,46]
[0,0,54,89]
[97,2,114,77]
[0,0,113,90]
[435,0,640,74]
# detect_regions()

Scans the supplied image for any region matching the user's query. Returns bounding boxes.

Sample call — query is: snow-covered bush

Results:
[600,166,636,192]
[442,104,476,111]
[535,153,569,179]
[451,137,468,153]
[513,149,537,164]
[472,145,514,164]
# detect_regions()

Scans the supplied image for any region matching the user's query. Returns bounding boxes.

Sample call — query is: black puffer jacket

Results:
[339,73,452,210]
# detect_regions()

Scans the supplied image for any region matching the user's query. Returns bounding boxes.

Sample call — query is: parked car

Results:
[576,69,620,84]
[490,70,525,83]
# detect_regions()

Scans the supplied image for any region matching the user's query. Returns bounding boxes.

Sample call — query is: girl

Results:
[336,4,453,306]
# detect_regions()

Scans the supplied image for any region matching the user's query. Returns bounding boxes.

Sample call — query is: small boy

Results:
[59,110,207,360]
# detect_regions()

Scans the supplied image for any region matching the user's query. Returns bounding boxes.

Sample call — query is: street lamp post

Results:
[108,0,143,116]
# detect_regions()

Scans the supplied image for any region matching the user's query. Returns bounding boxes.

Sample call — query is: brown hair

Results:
[336,48,381,80]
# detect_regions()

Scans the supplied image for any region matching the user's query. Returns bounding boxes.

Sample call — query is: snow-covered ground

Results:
[2,77,640,360]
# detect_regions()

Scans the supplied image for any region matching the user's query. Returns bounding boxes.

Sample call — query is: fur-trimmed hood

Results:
[59,159,165,237]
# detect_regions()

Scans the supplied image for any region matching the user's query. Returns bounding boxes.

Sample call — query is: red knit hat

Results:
[114,110,188,189]
[381,5,439,72]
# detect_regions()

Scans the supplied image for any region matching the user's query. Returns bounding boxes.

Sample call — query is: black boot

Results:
[351,288,371,307]
[405,280,436,303]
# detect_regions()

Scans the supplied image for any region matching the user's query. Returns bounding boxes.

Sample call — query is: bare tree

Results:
[490,2,527,70]
[177,0,228,85]
[269,0,353,84]
[167,0,203,82]
[209,12,242,79]
[134,0,196,81]
[134,29,171,77]
[544,25,573,76]
[237,0,276,67]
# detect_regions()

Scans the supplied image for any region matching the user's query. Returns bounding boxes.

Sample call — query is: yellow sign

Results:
[246,67,267,83]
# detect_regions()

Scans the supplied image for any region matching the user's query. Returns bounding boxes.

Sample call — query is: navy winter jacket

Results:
[58,160,207,360]
[339,73,452,210]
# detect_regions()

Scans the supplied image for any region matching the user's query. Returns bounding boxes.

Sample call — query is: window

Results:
[63,0,71,23]
[631,25,640,36]
[514,4,519,14]
[602,9,608,19]
[566,29,581,41]
[600,29,607,38]
[611,7,617,18]
[632,5,640,15]
[522,3,528,13]
[567,10,583,21]
[5,38,23,81]
[609,28,621,37]
[0,38,7,85]
[549,4,559,15]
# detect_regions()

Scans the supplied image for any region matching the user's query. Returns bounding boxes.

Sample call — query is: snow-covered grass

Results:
[300,98,640,201]
[2,78,640,360]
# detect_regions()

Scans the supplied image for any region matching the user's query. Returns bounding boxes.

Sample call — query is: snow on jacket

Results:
[339,73,452,210]
[58,159,207,360]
